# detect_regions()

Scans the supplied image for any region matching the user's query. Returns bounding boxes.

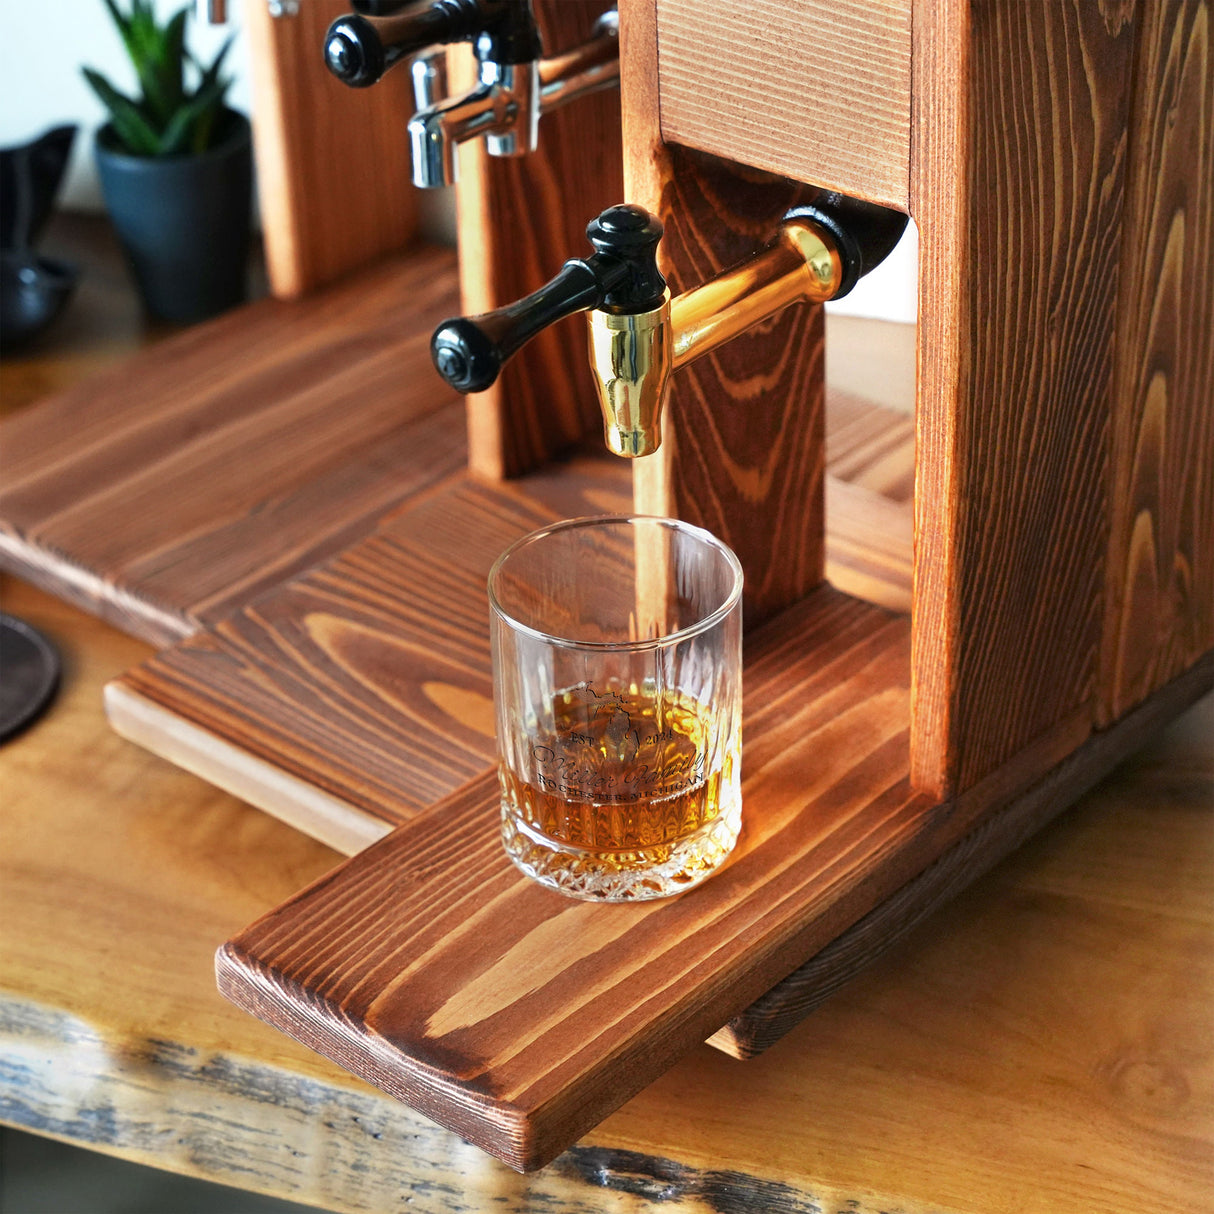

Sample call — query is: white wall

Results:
[825,219,917,324]
[0,0,253,210]
[0,0,916,320]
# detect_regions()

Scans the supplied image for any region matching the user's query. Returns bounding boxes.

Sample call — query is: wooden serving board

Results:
[106,392,911,853]
[109,456,634,850]
[213,594,1214,1173]
[0,244,465,646]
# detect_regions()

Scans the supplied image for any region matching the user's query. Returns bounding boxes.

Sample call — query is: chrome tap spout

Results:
[407,60,538,188]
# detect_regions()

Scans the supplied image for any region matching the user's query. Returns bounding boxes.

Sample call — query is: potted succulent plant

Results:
[84,0,252,322]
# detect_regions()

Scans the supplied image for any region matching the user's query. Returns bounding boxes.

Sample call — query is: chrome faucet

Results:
[409,58,538,188]
[326,2,618,189]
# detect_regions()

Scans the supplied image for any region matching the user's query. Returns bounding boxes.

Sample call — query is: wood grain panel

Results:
[911,0,1137,795]
[826,392,915,503]
[636,149,830,624]
[106,390,913,853]
[622,2,831,624]
[1100,0,1214,723]
[215,595,1214,1172]
[110,458,633,846]
[460,1,625,479]
[0,247,465,646]
[655,0,912,210]
[217,586,925,1173]
[825,476,912,613]
[245,0,418,298]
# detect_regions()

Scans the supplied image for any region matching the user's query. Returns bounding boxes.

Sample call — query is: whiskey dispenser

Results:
[325,0,619,187]
[430,195,906,456]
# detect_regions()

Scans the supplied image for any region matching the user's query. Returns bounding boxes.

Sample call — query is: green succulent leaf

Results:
[138,7,187,125]
[87,0,235,158]
[159,71,228,154]
[82,66,162,156]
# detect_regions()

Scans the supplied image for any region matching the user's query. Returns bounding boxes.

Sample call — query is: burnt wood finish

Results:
[459,1,626,479]
[217,586,922,1173]
[0,248,465,646]
[106,395,912,854]
[109,458,633,847]
[1100,0,1214,724]
[655,0,912,210]
[244,0,418,297]
[622,1,831,625]
[215,595,1214,1171]
[911,0,1138,796]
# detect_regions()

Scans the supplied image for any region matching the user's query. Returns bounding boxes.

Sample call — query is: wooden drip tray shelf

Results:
[210,582,1211,1174]
[215,585,926,1172]
[208,600,1214,1172]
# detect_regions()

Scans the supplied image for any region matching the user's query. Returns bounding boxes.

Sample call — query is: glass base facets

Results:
[500,799,742,902]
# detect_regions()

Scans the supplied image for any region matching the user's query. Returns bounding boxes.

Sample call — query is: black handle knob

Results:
[431,204,665,392]
[325,15,392,87]
[326,1,539,89]
[351,0,416,13]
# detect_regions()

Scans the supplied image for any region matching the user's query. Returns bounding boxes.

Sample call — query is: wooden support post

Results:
[621,0,829,626]
[460,1,625,480]
[245,0,419,298]
[910,0,1139,796]
[1099,0,1214,723]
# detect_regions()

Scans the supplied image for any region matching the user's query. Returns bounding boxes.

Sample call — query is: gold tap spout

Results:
[587,295,672,457]
[671,220,841,369]
[588,218,843,458]
[429,198,908,461]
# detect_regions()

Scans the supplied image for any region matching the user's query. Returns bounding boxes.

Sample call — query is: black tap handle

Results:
[326,0,538,89]
[431,204,665,393]
[351,0,417,13]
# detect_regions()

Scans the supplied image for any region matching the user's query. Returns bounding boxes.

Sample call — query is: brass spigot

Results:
[431,195,907,456]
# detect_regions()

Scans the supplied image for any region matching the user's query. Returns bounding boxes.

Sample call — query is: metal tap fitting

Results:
[327,3,617,188]
[430,194,907,458]
[408,58,539,187]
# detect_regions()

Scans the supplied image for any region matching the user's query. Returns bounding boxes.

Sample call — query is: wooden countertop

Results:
[1,214,1210,1211]
[2,571,1211,1212]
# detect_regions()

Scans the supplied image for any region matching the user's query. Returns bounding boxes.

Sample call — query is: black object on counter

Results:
[0,614,61,744]
[0,124,79,351]
[94,109,252,324]
[0,252,78,350]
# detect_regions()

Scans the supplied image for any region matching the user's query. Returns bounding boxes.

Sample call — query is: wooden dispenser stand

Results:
[103,0,1214,1176]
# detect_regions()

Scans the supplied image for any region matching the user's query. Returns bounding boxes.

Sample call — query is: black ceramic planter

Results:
[95,109,252,323]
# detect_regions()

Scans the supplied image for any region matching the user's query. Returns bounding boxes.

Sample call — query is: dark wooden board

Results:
[1100,0,1214,723]
[109,456,632,848]
[0,245,466,646]
[217,585,929,1173]
[911,0,1137,796]
[214,592,1214,1172]
[107,395,912,853]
